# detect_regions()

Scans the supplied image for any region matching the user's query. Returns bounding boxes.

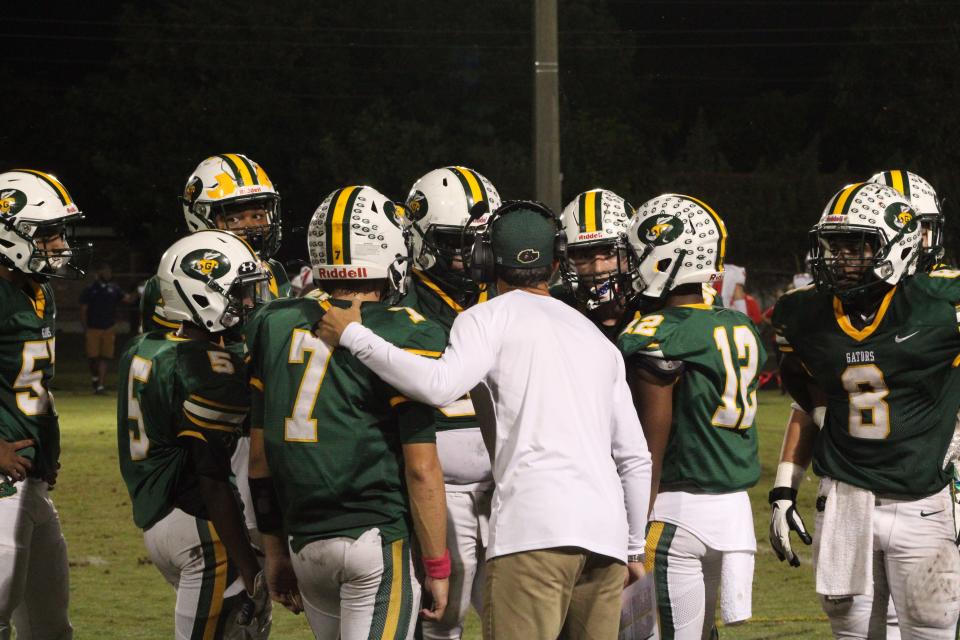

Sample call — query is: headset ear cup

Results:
[554,232,567,263]
[469,235,492,283]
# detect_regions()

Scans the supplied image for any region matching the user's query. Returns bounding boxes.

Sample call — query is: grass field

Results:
[45,339,831,639]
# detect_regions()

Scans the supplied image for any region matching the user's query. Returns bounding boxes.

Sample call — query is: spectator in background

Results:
[79,262,134,393]
[718,263,763,325]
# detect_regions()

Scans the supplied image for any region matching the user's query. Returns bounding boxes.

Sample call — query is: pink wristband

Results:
[423,549,451,579]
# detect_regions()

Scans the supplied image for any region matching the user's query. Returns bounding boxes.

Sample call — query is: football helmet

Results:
[308,185,411,303]
[406,166,501,292]
[809,182,920,299]
[181,154,282,258]
[157,230,269,332]
[868,170,943,271]
[559,189,634,309]
[627,194,726,300]
[0,169,91,279]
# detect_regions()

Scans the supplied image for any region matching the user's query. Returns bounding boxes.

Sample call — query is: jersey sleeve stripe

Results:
[188,394,247,412]
[953,353,960,368]
[249,377,264,391]
[177,429,208,442]
[184,400,246,425]
[183,411,240,433]
[389,395,412,407]
[403,348,442,358]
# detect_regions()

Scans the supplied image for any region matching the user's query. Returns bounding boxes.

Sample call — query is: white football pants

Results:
[0,478,71,640]
[420,489,490,640]
[816,484,960,639]
[144,507,268,640]
[645,522,754,640]
[291,528,420,640]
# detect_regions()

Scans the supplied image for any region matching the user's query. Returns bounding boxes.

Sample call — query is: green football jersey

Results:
[618,303,764,493]
[139,257,290,333]
[117,331,249,529]
[399,269,494,431]
[0,278,58,479]
[772,271,960,496]
[245,294,446,551]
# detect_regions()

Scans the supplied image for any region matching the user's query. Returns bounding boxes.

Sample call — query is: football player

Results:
[0,168,90,640]
[403,166,500,639]
[617,194,763,639]
[117,230,271,639]
[246,185,449,639]
[140,153,290,333]
[554,189,635,339]
[770,182,960,638]
[870,170,946,271]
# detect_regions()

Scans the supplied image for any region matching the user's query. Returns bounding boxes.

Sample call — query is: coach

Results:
[319,201,651,640]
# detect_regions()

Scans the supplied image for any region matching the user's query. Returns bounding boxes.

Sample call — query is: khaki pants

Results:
[85,326,116,359]
[482,547,625,640]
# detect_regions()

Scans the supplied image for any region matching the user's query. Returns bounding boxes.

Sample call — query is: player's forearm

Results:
[778,407,817,468]
[199,476,261,589]
[261,531,290,560]
[404,451,447,559]
[627,371,674,514]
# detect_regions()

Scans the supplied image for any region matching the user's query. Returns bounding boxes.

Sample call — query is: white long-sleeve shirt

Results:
[340,289,652,561]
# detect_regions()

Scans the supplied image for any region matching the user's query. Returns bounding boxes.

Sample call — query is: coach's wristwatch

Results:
[627,553,644,563]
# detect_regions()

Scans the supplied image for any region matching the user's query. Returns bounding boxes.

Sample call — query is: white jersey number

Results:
[841,364,890,440]
[711,326,759,429]
[284,328,332,442]
[15,338,55,416]
[127,355,153,461]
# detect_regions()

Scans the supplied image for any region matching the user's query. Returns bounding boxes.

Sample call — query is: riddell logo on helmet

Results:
[577,231,605,241]
[314,266,369,278]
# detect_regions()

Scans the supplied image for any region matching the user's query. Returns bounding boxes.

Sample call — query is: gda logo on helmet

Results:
[0,189,27,216]
[407,191,428,221]
[637,214,683,245]
[883,202,917,233]
[180,249,232,281]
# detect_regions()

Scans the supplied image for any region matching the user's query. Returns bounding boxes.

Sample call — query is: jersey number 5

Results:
[127,356,153,460]
[711,326,759,429]
[285,328,333,442]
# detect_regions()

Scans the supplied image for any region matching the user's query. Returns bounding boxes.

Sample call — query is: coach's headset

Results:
[464,199,567,284]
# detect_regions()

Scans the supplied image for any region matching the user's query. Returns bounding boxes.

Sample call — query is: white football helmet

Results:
[406,166,502,274]
[868,170,943,271]
[627,194,727,300]
[0,169,90,279]
[181,154,282,258]
[308,186,411,303]
[157,230,269,332]
[559,189,634,308]
[810,182,920,299]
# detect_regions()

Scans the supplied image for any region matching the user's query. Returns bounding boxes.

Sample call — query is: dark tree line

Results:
[2,0,958,281]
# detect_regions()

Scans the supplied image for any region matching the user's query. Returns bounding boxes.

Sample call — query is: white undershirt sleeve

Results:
[610,358,653,556]
[339,310,497,408]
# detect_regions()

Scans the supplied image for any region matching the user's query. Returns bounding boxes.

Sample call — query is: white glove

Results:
[768,462,812,567]
[236,571,272,634]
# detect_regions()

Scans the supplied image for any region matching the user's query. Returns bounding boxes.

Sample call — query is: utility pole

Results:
[533,0,561,211]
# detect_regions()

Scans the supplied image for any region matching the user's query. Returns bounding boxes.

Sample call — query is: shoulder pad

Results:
[910,270,960,303]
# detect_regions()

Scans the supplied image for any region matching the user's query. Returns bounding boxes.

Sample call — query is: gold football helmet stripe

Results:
[14,169,73,206]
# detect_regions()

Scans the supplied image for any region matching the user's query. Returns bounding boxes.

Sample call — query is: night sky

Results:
[2,0,956,273]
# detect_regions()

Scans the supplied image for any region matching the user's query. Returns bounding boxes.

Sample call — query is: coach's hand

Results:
[625,561,646,587]
[420,576,449,622]
[316,300,362,347]
[769,487,812,567]
[0,439,34,482]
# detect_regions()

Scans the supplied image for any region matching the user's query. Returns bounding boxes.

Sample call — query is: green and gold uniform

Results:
[245,294,445,552]
[773,271,960,497]
[117,332,248,529]
[400,270,493,432]
[139,258,290,333]
[619,303,764,492]
[0,278,58,480]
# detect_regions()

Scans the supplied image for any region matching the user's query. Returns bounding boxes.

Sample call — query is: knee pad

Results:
[905,542,960,629]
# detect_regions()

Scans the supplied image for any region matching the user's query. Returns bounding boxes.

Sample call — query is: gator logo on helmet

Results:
[406,191,429,221]
[517,249,540,264]
[180,249,232,281]
[637,214,683,245]
[0,189,27,216]
[883,202,918,232]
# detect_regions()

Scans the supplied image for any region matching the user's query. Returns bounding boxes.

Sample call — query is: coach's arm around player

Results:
[320,202,652,640]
